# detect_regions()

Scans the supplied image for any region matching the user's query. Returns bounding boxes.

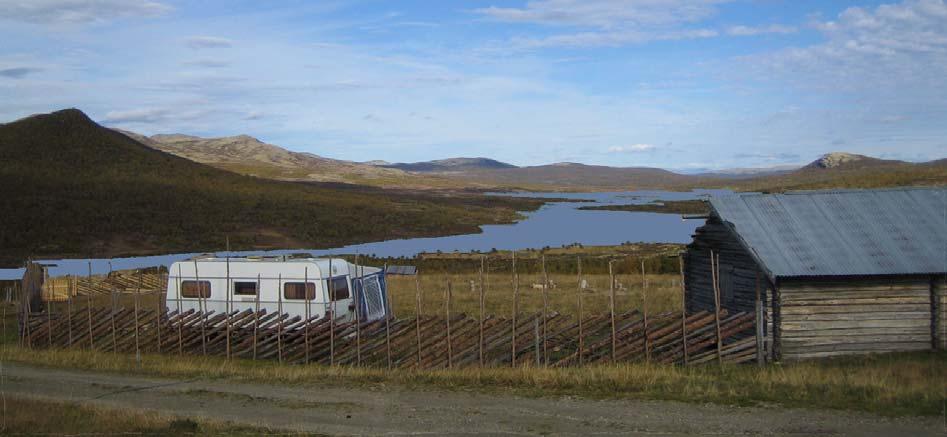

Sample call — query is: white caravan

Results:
[166,256,390,322]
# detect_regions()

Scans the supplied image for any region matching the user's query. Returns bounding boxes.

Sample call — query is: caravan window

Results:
[181,280,211,298]
[284,282,316,300]
[234,281,257,296]
[327,277,350,301]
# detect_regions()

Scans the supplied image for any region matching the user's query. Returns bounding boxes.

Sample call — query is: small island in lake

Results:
[578,199,709,215]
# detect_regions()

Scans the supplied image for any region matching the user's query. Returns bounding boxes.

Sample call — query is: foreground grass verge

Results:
[2,346,944,417]
[0,395,291,435]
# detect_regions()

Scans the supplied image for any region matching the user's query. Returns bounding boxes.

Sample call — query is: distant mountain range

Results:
[0,109,538,265]
[107,123,946,192]
[116,130,467,190]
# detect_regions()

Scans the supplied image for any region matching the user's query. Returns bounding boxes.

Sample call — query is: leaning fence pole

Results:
[541,253,549,366]
[576,256,583,365]
[329,258,335,366]
[277,273,283,364]
[678,254,689,365]
[446,280,453,369]
[755,270,764,366]
[415,268,423,366]
[511,252,518,367]
[641,259,650,363]
[479,255,485,367]
[193,260,206,356]
[609,260,617,363]
[711,251,723,366]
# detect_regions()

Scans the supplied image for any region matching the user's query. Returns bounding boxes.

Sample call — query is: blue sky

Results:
[1,0,945,169]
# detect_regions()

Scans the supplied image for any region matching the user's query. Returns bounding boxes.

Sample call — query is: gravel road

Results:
[1,363,942,436]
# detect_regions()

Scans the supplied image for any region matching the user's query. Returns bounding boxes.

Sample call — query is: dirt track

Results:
[1,363,942,436]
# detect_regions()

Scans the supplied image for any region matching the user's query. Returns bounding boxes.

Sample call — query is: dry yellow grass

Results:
[0,395,279,435]
[386,272,682,318]
[1,345,943,417]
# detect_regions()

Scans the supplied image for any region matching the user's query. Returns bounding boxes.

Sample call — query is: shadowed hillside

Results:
[0,109,542,266]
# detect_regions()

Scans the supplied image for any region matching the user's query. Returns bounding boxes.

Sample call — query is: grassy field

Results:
[0,396,287,435]
[1,344,943,418]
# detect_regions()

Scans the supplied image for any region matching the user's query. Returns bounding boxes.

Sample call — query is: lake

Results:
[0,190,726,279]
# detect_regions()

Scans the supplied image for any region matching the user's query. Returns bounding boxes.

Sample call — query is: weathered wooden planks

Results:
[23,307,759,369]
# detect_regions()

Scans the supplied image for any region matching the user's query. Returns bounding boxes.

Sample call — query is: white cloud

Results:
[186,36,233,49]
[182,59,230,68]
[0,0,171,24]
[475,0,729,28]
[514,28,718,48]
[102,107,172,123]
[726,24,797,36]
[608,143,656,153]
[740,0,947,91]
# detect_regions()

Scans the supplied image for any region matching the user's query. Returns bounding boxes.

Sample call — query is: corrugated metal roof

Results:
[709,187,947,279]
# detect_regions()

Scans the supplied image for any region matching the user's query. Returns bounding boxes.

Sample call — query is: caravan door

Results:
[326,276,353,321]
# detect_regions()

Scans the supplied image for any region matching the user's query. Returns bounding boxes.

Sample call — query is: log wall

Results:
[779,278,934,360]
[936,278,946,350]
[684,219,768,318]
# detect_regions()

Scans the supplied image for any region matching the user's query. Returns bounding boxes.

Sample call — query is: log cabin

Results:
[684,187,946,361]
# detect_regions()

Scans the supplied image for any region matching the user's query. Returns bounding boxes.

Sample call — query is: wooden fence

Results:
[22,305,758,368]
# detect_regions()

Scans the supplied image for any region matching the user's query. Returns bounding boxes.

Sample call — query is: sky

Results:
[1,0,945,170]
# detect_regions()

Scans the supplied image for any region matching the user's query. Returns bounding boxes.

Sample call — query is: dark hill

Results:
[384,157,517,172]
[0,109,539,266]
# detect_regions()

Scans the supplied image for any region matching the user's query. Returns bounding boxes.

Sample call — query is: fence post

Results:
[134,269,141,358]
[329,258,335,366]
[678,254,688,365]
[67,276,73,347]
[446,280,453,369]
[87,262,93,351]
[479,255,485,368]
[541,253,549,366]
[511,252,518,367]
[415,268,422,367]
[45,275,51,348]
[156,272,162,354]
[193,260,206,356]
[253,273,260,360]
[353,255,360,367]
[641,259,650,363]
[226,256,231,360]
[109,262,116,353]
[577,256,583,366]
[176,264,184,355]
[305,266,311,364]
[755,270,764,366]
[711,251,723,366]
[609,260,616,363]
[385,263,392,370]
[277,273,283,364]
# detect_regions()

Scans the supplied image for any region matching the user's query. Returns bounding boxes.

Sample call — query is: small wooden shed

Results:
[684,187,946,361]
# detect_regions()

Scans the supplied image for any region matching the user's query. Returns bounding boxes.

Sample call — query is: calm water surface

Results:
[1,190,726,279]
